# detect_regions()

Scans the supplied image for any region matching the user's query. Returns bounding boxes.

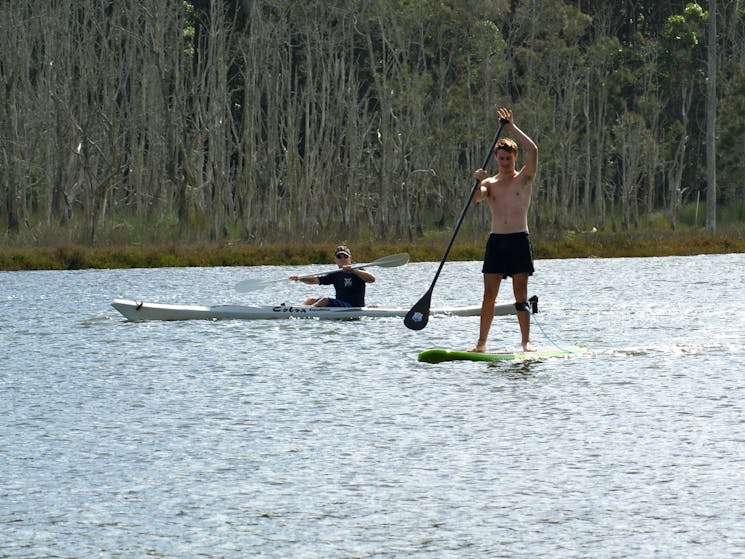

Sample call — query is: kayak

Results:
[417,346,587,363]
[111,298,519,322]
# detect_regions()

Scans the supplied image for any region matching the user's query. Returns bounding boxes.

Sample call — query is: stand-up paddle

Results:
[404,119,508,330]
[235,252,409,292]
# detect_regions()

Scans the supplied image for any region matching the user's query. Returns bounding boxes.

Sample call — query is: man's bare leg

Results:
[468,273,501,352]
[311,296,329,307]
[512,273,535,352]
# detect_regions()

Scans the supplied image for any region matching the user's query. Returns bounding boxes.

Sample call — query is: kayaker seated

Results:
[289,245,375,308]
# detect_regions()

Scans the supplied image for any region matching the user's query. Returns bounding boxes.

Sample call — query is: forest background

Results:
[1,0,744,269]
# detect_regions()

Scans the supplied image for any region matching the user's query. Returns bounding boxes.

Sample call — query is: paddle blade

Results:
[404,289,432,330]
[235,278,281,292]
[369,252,409,268]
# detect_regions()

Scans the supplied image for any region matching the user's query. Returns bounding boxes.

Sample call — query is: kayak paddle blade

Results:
[404,290,432,330]
[370,252,409,268]
[235,278,277,292]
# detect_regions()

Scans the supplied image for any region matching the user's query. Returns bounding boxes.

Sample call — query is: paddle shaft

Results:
[426,120,506,292]
[404,120,506,330]
[296,252,408,281]
[295,262,372,282]
[236,253,409,292]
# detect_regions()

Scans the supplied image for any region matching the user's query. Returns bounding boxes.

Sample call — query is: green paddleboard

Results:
[417,346,587,364]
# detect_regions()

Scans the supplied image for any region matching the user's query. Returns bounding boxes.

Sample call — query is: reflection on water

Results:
[2,254,744,558]
[491,359,544,376]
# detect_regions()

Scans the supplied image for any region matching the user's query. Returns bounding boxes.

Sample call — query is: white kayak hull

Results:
[111,298,518,322]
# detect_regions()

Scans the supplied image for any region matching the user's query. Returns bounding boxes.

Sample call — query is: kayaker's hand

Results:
[289,275,299,281]
[342,265,352,273]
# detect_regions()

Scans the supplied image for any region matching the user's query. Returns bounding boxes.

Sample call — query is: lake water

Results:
[2,253,744,558]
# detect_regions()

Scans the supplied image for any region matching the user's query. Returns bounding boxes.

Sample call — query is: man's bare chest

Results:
[487,180,525,201]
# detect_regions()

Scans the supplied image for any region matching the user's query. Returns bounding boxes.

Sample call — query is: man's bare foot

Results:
[467,344,486,353]
[522,342,536,352]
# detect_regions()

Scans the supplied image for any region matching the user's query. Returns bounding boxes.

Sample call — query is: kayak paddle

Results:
[404,119,508,330]
[235,252,410,292]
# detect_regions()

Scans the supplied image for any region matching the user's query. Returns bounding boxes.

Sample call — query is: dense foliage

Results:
[1,0,743,246]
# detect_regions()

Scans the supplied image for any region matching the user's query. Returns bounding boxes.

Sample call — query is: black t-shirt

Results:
[318,270,367,307]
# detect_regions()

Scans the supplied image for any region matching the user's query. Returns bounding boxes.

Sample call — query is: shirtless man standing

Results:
[468,108,538,353]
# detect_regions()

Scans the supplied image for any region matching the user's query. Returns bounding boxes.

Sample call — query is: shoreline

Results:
[1,230,743,271]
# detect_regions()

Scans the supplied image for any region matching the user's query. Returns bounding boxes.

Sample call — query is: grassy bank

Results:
[1,228,743,271]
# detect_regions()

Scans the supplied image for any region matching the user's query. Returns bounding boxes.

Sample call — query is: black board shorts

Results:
[481,232,535,278]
